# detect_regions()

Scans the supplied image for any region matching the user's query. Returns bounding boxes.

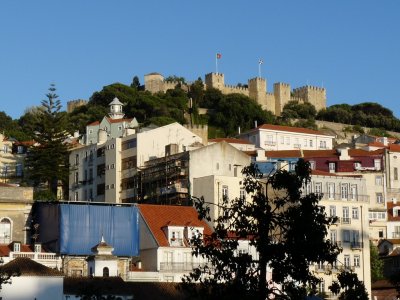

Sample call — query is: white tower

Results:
[108,97,125,120]
[87,236,118,277]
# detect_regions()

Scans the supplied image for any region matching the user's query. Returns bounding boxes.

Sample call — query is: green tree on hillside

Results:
[25,84,70,199]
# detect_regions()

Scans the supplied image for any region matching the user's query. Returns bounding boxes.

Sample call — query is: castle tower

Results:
[108,97,125,120]
[144,72,165,93]
[205,73,225,90]
[273,83,291,116]
[67,99,88,113]
[292,86,326,111]
[248,77,267,107]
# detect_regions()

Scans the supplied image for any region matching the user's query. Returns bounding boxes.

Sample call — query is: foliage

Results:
[293,118,318,130]
[368,127,391,137]
[329,271,369,300]
[208,93,275,136]
[25,84,70,197]
[281,101,317,120]
[130,75,141,89]
[165,75,186,84]
[317,102,400,132]
[0,267,20,290]
[33,189,57,201]
[370,242,384,283]
[183,160,366,300]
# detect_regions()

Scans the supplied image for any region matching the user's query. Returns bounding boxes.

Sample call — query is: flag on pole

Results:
[259,59,264,65]
[216,53,222,59]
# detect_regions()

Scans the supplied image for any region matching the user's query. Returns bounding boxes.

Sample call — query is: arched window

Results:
[103,267,109,277]
[0,218,11,244]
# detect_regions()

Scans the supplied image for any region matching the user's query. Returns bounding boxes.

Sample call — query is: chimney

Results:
[254,120,258,128]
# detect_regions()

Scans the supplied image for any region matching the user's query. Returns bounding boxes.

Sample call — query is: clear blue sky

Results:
[1,1,399,119]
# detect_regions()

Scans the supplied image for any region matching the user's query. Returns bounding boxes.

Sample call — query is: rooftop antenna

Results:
[258,59,264,78]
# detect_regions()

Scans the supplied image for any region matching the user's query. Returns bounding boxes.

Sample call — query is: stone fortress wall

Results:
[144,72,326,116]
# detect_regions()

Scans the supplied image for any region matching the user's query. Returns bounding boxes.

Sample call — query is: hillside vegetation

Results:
[1,77,399,140]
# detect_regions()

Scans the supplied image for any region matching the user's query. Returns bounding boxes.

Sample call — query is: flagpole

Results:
[216,54,218,74]
[258,62,261,78]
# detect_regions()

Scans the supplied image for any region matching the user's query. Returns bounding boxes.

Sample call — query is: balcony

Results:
[169,238,184,247]
[8,252,61,269]
[341,218,351,225]
[322,193,370,203]
[392,232,400,239]
[350,242,363,249]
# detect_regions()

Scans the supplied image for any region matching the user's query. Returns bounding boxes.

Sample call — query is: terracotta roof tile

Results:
[0,257,62,276]
[257,124,334,136]
[389,144,400,152]
[87,121,100,126]
[138,204,212,247]
[106,117,133,124]
[265,150,302,158]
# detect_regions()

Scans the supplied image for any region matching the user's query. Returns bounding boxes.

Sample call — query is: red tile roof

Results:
[0,257,62,276]
[87,121,100,126]
[106,117,133,124]
[389,144,400,152]
[265,150,302,158]
[209,138,252,145]
[367,142,386,148]
[138,204,212,247]
[257,124,334,136]
[0,243,47,256]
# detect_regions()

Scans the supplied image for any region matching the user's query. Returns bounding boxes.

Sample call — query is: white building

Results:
[309,171,371,298]
[127,204,212,282]
[237,124,334,151]
[69,121,202,203]
[0,257,64,300]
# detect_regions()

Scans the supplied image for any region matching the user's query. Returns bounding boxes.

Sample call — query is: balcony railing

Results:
[159,262,208,272]
[342,217,351,225]
[350,242,363,249]
[320,193,369,203]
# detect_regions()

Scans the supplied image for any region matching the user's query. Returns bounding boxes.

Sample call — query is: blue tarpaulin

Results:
[33,202,139,256]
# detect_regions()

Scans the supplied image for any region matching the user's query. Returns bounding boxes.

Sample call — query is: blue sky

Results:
[1,1,399,119]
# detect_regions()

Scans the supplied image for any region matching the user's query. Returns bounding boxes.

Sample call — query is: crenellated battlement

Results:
[67,99,88,113]
[144,71,326,116]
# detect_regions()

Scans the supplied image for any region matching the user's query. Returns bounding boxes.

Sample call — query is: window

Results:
[304,139,307,147]
[17,145,24,154]
[329,162,336,173]
[374,159,381,170]
[329,206,336,217]
[111,184,115,189]
[240,188,246,201]
[328,183,335,199]
[344,255,350,267]
[330,230,337,243]
[74,172,79,184]
[280,136,284,144]
[34,244,41,253]
[74,192,78,201]
[320,140,327,149]
[309,161,316,170]
[350,185,357,200]
[354,255,360,267]
[375,176,383,186]
[314,182,322,194]
[13,242,20,252]
[379,230,384,238]
[376,193,384,204]
[111,163,115,169]
[105,185,110,190]
[110,144,115,149]
[341,184,348,200]
[0,218,11,244]
[118,126,122,131]
[222,185,229,199]
[309,140,313,147]
[103,267,109,277]
[343,230,350,242]
[266,135,274,145]
[75,154,79,165]
[15,164,23,177]
[285,137,290,145]
[2,145,8,153]
[395,167,399,181]
[342,207,350,224]
[352,207,359,219]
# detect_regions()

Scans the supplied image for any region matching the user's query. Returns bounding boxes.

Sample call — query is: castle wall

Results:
[292,86,326,111]
[183,124,208,145]
[67,99,88,113]
[144,72,326,117]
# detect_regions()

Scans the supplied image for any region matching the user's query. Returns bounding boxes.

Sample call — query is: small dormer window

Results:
[34,244,41,253]
[13,242,20,252]
[394,207,400,217]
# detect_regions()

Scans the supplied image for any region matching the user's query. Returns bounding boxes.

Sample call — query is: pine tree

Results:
[25,84,70,199]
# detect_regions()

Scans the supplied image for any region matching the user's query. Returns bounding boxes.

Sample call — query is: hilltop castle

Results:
[144,72,326,116]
